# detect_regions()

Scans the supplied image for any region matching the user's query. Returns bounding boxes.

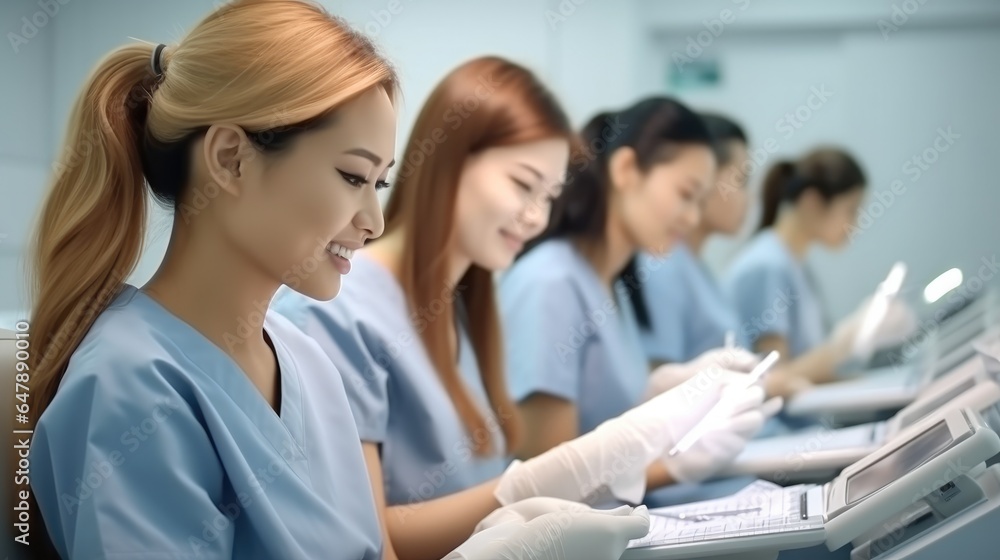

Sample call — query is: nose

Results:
[354,185,386,240]
[517,194,549,236]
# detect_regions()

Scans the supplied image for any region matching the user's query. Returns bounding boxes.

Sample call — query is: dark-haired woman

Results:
[633,114,809,399]
[499,98,781,495]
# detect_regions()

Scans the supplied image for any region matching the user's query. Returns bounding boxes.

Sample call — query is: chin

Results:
[647,236,678,256]
[294,275,343,302]
[721,221,744,236]
[474,250,515,273]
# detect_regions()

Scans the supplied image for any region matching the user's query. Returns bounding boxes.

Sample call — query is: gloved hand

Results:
[831,295,918,363]
[494,371,778,506]
[661,385,783,484]
[444,498,650,560]
[643,347,762,401]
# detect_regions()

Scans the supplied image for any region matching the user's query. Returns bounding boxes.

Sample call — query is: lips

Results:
[326,242,356,275]
[500,230,525,252]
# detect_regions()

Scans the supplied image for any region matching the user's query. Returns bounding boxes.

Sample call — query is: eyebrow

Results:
[517,162,544,181]
[345,148,396,168]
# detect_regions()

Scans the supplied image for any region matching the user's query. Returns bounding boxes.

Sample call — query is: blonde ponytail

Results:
[29,43,157,433]
[22,42,155,558]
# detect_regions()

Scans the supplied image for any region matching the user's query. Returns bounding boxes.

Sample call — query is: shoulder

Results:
[46,288,204,429]
[503,239,587,292]
[728,233,794,285]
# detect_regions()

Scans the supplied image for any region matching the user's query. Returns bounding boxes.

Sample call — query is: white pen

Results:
[724,330,735,350]
[667,350,780,457]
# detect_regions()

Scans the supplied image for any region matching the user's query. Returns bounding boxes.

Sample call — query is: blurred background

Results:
[2,0,999,328]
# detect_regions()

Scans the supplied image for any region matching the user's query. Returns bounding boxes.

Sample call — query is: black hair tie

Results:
[150,43,166,78]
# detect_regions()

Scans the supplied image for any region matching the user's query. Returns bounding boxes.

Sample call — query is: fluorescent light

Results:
[924,268,963,303]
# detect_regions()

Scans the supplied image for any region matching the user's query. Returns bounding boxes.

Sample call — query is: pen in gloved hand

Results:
[666,350,780,457]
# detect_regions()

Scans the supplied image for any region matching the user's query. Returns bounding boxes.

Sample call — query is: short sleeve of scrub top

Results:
[725,231,826,357]
[641,245,740,363]
[500,239,649,435]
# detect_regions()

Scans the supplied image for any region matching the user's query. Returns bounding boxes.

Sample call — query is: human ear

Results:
[202,124,253,196]
[607,147,640,193]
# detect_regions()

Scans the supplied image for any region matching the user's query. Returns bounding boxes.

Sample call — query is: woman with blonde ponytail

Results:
[26,1,398,557]
[22,2,651,559]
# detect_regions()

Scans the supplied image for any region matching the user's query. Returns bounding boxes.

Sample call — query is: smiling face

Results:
[452,137,570,271]
[205,87,397,301]
[612,143,717,256]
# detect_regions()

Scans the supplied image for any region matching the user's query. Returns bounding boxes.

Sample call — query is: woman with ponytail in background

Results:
[21,3,649,559]
[499,98,782,498]
[725,148,915,389]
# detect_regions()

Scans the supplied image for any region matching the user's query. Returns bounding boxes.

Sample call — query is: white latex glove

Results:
[643,347,762,401]
[494,371,774,506]
[832,296,918,363]
[661,386,784,484]
[444,499,650,560]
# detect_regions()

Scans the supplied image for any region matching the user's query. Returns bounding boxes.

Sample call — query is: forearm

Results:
[755,335,840,386]
[777,343,840,384]
[645,461,676,490]
[386,478,502,560]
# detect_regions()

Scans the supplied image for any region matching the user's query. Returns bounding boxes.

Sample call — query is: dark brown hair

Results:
[758,147,866,231]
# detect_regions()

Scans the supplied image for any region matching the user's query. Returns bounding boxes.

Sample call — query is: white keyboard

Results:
[629,482,825,549]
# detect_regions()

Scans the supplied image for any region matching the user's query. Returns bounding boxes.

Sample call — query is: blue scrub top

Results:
[639,244,739,363]
[273,253,508,507]
[30,285,382,559]
[725,230,826,358]
[499,238,649,435]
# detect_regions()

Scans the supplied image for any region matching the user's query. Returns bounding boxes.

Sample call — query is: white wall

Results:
[634,0,1000,320]
[0,0,57,325]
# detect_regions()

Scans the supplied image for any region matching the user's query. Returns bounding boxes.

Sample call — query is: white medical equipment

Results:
[869,287,998,371]
[784,324,1000,424]
[852,262,907,363]
[622,407,1000,559]
[721,345,1000,484]
[848,463,1000,559]
[849,334,1000,558]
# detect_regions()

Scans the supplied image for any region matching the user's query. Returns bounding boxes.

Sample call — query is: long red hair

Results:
[383,57,573,455]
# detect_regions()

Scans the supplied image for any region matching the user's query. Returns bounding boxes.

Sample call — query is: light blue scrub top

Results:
[725,230,826,358]
[30,285,381,559]
[500,239,649,435]
[639,244,739,363]
[273,253,508,506]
